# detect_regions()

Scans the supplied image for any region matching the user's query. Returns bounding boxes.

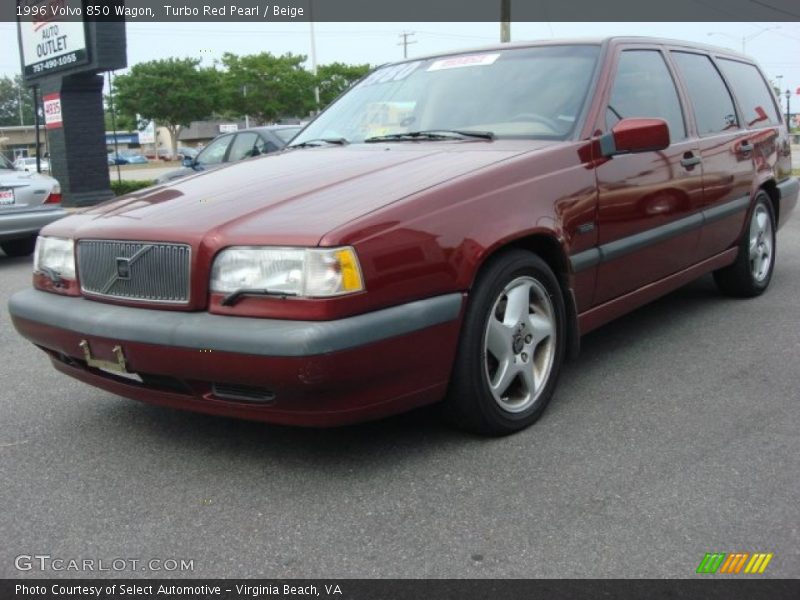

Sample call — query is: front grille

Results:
[77,240,191,304]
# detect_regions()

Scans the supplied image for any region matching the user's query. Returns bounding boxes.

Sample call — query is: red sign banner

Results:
[43,92,62,129]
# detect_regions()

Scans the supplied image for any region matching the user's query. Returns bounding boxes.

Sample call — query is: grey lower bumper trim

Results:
[570,194,751,273]
[8,289,463,357]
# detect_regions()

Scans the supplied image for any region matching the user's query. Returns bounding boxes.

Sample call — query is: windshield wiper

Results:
[364,129,495,143]
[221,288,298,306]
[289,138,349,148]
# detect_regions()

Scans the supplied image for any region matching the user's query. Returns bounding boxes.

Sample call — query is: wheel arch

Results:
[760,179,780,225]
[470,233,581,360]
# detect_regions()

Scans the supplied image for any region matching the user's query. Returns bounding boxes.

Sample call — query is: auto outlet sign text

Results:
[18,0,88,78]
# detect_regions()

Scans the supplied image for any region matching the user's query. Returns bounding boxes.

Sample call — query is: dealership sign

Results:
[18,0,89,78]
[43,93,62,129]
[138,120,156,144]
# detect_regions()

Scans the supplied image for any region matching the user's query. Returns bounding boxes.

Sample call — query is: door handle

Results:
[680,154,702,168]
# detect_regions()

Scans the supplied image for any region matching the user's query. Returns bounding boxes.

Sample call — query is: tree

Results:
[103,106,137,132]
[220,52,315,123]
[0,75,35,127]
[316,62,371,107]
[112,58,220,155]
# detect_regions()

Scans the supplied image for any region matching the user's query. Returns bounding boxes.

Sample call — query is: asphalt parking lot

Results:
[1,214,799,579]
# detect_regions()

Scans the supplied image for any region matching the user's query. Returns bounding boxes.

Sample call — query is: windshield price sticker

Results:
[359,61,422,87]
[0,189,15,205]
[427,53,501,71]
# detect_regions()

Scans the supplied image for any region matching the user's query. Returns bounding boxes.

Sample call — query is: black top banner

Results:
[8,0,800,22]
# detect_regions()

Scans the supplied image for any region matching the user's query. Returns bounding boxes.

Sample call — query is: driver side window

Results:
[606,50,686,141]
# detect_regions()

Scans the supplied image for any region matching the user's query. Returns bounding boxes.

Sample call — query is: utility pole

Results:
[309,0,319,112]
[786,90,792,132]
[398,31,416,59]
[500,0,511,43]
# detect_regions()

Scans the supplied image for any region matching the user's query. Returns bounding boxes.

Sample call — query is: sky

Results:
[1,20,799,110]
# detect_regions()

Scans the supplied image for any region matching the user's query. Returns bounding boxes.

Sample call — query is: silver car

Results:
[0,154,65,257]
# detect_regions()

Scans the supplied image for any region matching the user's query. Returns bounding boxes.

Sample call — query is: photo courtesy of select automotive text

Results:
[1,0,800,597]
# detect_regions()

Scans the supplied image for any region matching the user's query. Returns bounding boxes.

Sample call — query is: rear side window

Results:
[717,59,780,127]
[606,50,686,140]
[671,52,738,135]
[228,132,260,162]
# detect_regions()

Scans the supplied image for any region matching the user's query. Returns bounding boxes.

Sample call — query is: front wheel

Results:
[713,192,776,297]
[444,250,566,436]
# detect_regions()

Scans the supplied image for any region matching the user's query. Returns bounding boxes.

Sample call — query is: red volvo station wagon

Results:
[9,37,798,435]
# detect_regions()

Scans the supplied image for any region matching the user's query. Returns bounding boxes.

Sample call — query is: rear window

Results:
[717,59,780,127]
[671,52,738,135]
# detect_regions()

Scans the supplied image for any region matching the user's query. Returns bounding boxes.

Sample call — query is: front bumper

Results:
[0,207,66,242]
[9,289,464,426]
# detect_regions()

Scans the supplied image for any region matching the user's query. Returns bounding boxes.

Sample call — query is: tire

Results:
[713,192,776,297]
[1,235,37,257]
[444,250,566,436]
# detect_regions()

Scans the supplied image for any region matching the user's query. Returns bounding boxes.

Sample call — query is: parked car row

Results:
[107,151,149,165]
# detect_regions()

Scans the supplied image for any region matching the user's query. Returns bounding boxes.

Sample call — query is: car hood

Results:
[50,141,556,246]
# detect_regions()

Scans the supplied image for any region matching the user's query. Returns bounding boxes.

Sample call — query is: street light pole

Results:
[707,26,779,53]
[786,90,792,132]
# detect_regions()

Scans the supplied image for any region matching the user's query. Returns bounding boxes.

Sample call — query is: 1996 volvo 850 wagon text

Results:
[9,37,798,434]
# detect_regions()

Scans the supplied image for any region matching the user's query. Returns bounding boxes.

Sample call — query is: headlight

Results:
[210,246,364,298]
[33,236,75,279]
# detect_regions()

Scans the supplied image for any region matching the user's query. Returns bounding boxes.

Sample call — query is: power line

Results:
[749,0,800,19]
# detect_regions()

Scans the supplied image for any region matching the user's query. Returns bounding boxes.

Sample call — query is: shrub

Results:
[110,180,156,196]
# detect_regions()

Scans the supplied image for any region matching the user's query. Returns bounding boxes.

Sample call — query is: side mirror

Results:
[599,118,670,157]
[182,157,194,167]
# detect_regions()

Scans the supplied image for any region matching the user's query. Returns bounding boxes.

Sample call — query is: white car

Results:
[1,154,64,257]
[14,157,50,173]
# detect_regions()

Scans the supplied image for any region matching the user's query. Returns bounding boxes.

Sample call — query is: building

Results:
[177,120,250,147]
[0,125,48,161]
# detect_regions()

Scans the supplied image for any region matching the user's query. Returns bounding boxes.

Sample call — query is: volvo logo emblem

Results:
[116,257,132,280]
[100,245,156,294]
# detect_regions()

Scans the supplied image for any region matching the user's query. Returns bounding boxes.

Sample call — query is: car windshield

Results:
[291,44,600,146]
